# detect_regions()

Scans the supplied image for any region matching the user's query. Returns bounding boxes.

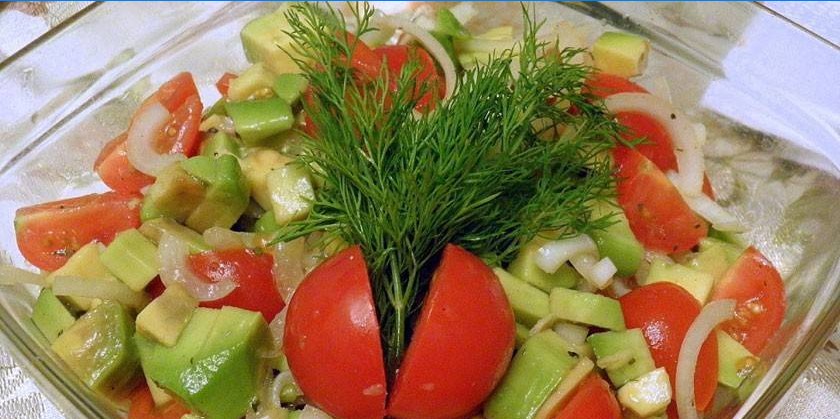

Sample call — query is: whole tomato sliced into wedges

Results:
[551,374,621,419]
[284,246,387,419]
[14,192,142,271]
[375,45,444,112]
[388,244,515,419]
[128,384,191,419]
[620,282,718,415]
[613,146,707,253]
[711,247,785,354]
[94,133,155,194]
[188,248,284,321]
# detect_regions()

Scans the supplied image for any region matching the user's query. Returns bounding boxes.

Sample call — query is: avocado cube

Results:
[644,258,714,304]
[717,330,759,389]
[200,132,242,159]
[514,323,530,348]
[240,5,302,74]
[136,283,197,347]
[241,148,293,210]
[268,163,315,226]
[493,268,550,327]
[484,331,579,419]
[182,155,251,232]
[51,301,140,397]
[591,201,644,277]
[617,367,671,417]
[141,163,206,223]
[550,287,625,331]
[227,62,277,102]
[46,242,115,311]
[509,236,580,291]
[254,210,281,233]
[588,329,656,387]
[592,31,650,78]
[31,288,76,343]
[100,229,160,291]
[226,97,295,145]
[272,73,309,105]
[139,218,210,253]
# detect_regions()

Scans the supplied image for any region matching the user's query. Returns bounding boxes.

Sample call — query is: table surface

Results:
[0,2,837,418]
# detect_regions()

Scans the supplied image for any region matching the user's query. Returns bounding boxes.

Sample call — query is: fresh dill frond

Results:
[278,2,622,376]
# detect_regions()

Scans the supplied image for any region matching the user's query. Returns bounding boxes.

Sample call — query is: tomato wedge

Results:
[128,384,191,419]
[585,73,648,99]
[375,45,444,112]
[284,246,387,419]
[616,111,678,173]
[551,374,621,419]
[144,72,200,114]
[711,247,785,354]
[14,192,142,271]
[613,146,707,253]
[388,244,515,419]
[215,72,237,96]
[620,282,718,415]
[94,133,155,194]
[188,248,285,321]
[139,72,203,156]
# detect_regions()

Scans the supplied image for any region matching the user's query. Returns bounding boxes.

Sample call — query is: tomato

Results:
[613,146,707,254]
[374,45,444,112]
[188,248,284,321]
[284,246,387,419]
[215,72,237,96]
[585,73,648,99]
[138,72,203,156]
[128,384,191,419]
[388,245,515,419]
[616,111,678,173]
[144,72,200,114]
[14,192,142,271]
[551,374,621,419]
[94,133,155,194]
[337,31,383,81]
[619,283,718,415]
[711,247,785,354]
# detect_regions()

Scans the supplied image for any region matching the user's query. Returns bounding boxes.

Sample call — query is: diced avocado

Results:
[484,331,579,419]
[592,32,650,78]
[100,229,160,292]
[509,236,579,291]
[272,73,308,105]
[514,323,530,348]
[549,287,625,331]
[493,268,549,327]
[141,162,206,223]
[227,63,276,102]
[31,289,76,343]
[46,242,115,311]
[698,237,744,273]
[737,358,767,402]
[139,218,210,253]
[268,164,315,226]
[51,301,140,397]
[717,330,759,389]
[136,283,198,347]
[241,148,293,210]
[201,131,242,159]
[240,5,301,74]
[534,357,595,418]
[590,201,644,277]
[617,367,671,417]
[137,306,270,419]
[708,227,746,248]
[682,241,730,284]
[181,155,251,232]
[588,329,656,387]
[226,98,295,145]
[254,210,281,233]
[204,97,228,118]
[644,258,714,304]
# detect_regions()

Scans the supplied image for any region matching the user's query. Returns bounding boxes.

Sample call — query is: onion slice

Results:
[675,299,736,419]
[158,233,236,301]
[535,235,597,274]
[52,276,149,308]
[670,181,744,232]
[0,265,47,287]
[270,371,297,409]
[126,101,186,176]
[299,405,333,419]
[271,238,307,302]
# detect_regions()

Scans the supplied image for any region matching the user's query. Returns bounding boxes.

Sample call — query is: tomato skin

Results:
[188,248,284,321]
[388,245,515,419]
[128,384,191,419]
[145,72,200,113]
[616,111,678,173]
[711,247,785,354]
[619,282,718,414]
[374,45,444,112]
[94,133,155,194]
[284,246,387,419]
[215,72,237,96]
[339,31,383,81]
[613,146,707,254]
[15,192,142,271]
[156,94,202,155]
[551,374,621,419]
[585,73,648,99]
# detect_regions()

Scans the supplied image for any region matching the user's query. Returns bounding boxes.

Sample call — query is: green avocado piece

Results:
[508,236,580,291]
[51,301,140,397]
[592,31,650,78]
[588,329,656,387]
[100,229,160,292]
[136,306,270,419]
[254,210,281,233]
[45,242,115,312]
[549,287,625,331]
[227,62,276,102]
[717,330,759,389]
[181,155,251,232]
[644,258,714,304]
[226,97,295,145]
[141,163,206,223]
[493,268,550,327]
[590,200,645,277]
[514,323,530,348]
[138,218,210,253]
[240,5,301,74]
[272,73,308,105]
[484,331,579,419]
[200,131,242,159]
[31,288,76,343]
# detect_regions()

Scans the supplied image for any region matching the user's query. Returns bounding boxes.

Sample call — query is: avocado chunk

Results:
[592,31,650,78]
[617,367,671,417]
[137,306,270,419]
[31,288,76,343]
[588,329,656,387]
[550,287,625,331]
[240,5,301,74]
[254,210,281,233]
[493,268,550,327]
[226,97,294,145]
[590,201,644,277]
[535,357,595,418]
[508,236,580,291]
[717,330,759,389]
[241,148,293,210]
[514,323,530,348]
[141,162,206,223]
[46,242,115,311]
[139,218,210,253]
[644,258,714,304]
[267,163,315,226]
[100,229,160,291]
[51,301,140,397]
[484,331,579,419]
[136,283,197,347]
[227,62,277,102]
[272,73,309,105]
[200,131,242,159]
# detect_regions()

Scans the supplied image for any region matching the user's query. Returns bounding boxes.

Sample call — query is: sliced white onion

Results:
[535,235,597,274]
[449,2,478,26]
[606,93,704,195]
[646,77,673,104]
[0,265,47,287]
[299,405,333,419]
[270,371,297,409]
[52,276,149,308]
[377,15,457,101]
[586,256,618,289]
[675,185,745,232]
[126,101,186,176]
[552,321,589,345]
[158,233,236,302]
[268,308,288,354]
[676,299,736,419]
[271,238,307,302]
[607,276,633,298]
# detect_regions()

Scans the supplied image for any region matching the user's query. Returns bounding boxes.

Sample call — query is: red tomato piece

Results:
[613,146,707,254]
[585,73,648,99]
[215,72,237,96]
[620,282,718,414]
[146,277,167,300]
[551,374,621,419]
[145,72,200,113]
[128,384,191,419]
[94,133,155,194]
[14,192,142,271]
[616,111,678,173]
[337,31,383,82]
[188,248,285,321]
[388,244,515,419]
[374,45,444,112]
[284,246,387,419]
[155,94,202,155]
[711,247,785,354]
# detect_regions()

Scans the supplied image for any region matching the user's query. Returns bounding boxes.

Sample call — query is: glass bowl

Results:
[0,2,837,418]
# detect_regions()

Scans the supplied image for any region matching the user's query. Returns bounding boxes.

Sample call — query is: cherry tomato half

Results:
[94,133,155,194]
[374,45,444,113]
[585,73,648,99]
[551,374,621,419]
[128,384,191,419]
[215,72,237,97]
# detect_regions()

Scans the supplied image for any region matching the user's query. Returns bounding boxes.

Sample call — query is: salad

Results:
[2,3,787,419]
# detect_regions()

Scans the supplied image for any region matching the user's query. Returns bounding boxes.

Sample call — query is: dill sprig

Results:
[278,2,621,375]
